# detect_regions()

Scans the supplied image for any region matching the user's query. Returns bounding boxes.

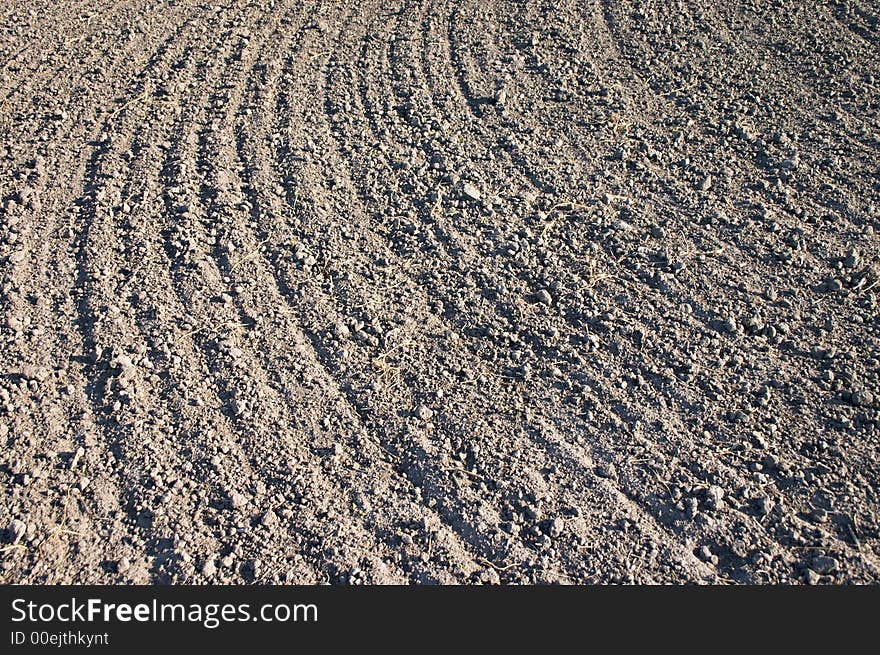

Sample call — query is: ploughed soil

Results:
[1,0,879,584]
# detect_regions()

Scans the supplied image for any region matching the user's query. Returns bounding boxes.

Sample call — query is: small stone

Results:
[536,289,553,305]
[19,365,49,382]
[548,517,564,538]
[851,390,874,407]
[241,558,260,579]
[201,559,217,576]
[261,509,279,528]
[8,519,26,544]
[811,555,839,575]
[595,463,617,480]
[421,515,441,534]
[78,476,90,491]
[228,491,248,510]
[414,404,433,421]
[461,182,482,202]
[8,250,26,265]
[116,557,131,574]
[705,485,725,511]
[804,569,820,585]
[698,175,712,191]
[755,496,774,516]
[70,446,85,469]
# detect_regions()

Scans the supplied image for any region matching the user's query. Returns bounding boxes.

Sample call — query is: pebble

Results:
[229,491,248,510]
[70,446,85,469]
[414,404,434,421]
[536,289,553,305]
[755,495,774,516]
[8,519,26,544]
[202,559,217,576]
[811,555,839,575]
[595,463,617,480]
[461,182,482,202]
[261,509,279,528]
[19,364,49,382]
[698,175,712,191]
[851,389,874,407]
[705,485,725,511]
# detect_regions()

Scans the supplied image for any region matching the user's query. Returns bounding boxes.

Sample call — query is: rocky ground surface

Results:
[1,0,879,584]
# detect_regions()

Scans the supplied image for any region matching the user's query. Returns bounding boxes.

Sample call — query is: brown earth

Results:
[1,0,879,584]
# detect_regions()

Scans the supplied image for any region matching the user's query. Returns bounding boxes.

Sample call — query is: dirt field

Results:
[1,0,879,584]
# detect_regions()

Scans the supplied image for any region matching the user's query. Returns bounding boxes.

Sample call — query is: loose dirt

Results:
[1,0,879,584]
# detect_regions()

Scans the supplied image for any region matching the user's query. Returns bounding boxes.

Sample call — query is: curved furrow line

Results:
[1,0,214,375]
[4,0,878,586]
[136,1,362,584]
[282,0,720,584]
[443,3,557,193]
[255,2,532,583]
[59,1,350,584]
[324,1,612,584]
[1,1,226,435]
[230,2,494,584]
[64,1,289,583]
[265,5,516,583]
[398,0,712,579]
[163,0,439,584]
[418,1,756,584]
[266,1,584,583]
[138,0,446,580]
[1,3,240,584]
[374,0,740,584]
